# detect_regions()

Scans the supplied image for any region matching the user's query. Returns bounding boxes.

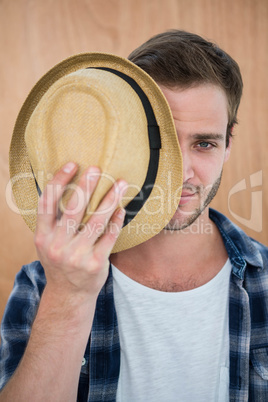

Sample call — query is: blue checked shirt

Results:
[0,209,268,401]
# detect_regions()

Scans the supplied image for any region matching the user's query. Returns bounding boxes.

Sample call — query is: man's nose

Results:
[182,149,194,183]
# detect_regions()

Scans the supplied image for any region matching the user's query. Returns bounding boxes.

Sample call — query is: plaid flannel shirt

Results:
[1,209,268,401]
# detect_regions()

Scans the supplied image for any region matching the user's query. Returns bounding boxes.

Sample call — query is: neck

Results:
[110,208,228,291]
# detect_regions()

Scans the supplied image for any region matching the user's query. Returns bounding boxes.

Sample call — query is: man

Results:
[0,30,267,401]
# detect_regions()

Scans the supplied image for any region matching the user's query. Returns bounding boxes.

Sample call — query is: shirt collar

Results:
[209,208,263,279]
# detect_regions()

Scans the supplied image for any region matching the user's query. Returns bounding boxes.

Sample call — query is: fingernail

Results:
[115,180,127,194]
[63,162,76,173]
[86,167,100,180]
[117,208,126,219]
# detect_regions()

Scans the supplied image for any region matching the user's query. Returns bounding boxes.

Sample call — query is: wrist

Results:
[35,285,98,336]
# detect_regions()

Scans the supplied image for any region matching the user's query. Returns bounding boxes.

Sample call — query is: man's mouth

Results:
[179,189,198,205]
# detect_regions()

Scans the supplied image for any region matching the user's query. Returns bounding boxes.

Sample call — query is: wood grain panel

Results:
[0,0,267,321]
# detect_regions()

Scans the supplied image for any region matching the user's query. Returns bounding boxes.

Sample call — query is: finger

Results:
[98,180,128,215]
[77,179,127,245]
[36,162,78,232]
[59,166,101,230]
[94,207,126,260]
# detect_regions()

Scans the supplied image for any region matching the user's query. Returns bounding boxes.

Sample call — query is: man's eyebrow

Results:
[191,133,225,141]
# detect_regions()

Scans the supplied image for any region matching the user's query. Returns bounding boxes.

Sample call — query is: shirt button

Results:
[81,357,86,366]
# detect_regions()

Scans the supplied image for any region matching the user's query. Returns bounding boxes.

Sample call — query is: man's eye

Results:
[195,141,217,151]
[199,142,210,148]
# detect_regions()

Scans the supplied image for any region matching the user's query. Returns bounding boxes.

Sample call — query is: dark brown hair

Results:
[128,30,243,146]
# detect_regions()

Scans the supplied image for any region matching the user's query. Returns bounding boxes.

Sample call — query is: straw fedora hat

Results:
[9,53,182,253]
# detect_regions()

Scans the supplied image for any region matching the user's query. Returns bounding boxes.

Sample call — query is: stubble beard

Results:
[164,173,222,231]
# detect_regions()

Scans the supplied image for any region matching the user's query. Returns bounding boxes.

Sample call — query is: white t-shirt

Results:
[112,259,232,402]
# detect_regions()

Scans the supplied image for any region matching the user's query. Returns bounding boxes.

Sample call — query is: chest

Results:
[112,262,231,401]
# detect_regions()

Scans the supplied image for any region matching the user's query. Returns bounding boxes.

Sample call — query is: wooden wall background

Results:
[0,0,267,321]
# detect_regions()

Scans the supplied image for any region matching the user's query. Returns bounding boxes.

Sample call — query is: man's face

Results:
[158,83,231,230]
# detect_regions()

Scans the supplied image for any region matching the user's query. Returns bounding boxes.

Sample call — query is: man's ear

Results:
[224,136,232,163]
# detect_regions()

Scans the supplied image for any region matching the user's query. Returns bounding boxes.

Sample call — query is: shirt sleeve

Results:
[0,261,46,390]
